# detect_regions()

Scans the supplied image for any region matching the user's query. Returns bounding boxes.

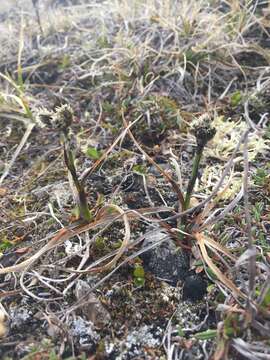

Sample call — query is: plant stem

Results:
[63,138,92,222]
[184,149,203,210]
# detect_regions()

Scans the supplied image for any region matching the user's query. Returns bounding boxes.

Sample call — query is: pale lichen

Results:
[205,116,269,161]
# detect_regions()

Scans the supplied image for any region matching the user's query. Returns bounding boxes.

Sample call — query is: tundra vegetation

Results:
[0,0,270,359]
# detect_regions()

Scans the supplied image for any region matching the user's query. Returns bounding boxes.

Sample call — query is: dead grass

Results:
[0,0,270,359]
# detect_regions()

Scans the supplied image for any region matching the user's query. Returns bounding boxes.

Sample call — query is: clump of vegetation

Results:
[0,1,270,359]
[184,114,216,210]
[37,104,92,222]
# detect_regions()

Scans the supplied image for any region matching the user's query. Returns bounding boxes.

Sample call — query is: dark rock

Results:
[182,274,207,301]
[141,229,189,286]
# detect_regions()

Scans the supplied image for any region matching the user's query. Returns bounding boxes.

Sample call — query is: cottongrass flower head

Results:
[51,104,74,132]
[191,113,216,151]
[35,107,54,128]
[35,104,74,133]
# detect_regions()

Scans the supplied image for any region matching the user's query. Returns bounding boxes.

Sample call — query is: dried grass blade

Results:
[202,234,237,262]
[195,232,246,299]
[0,122,35,185]
[121,108,185,208]
[89,204,130,272]
[0,206,170,274]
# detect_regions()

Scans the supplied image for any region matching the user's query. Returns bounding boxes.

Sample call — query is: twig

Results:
[31,0,44,36]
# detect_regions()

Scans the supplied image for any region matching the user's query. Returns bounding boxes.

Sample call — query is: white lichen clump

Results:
[206,116,269,161]
[198,116,269,200]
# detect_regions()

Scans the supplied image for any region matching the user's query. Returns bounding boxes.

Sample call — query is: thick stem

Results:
[63,138,92,222]
[179,147,203,244]
[184,149,203,210]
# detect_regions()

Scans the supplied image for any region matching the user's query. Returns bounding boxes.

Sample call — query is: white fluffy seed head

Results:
[35,104,74,132]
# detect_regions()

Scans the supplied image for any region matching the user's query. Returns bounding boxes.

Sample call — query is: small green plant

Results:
[58,54,71,70]
[93,236,107,254]
[0,238,13,252]
[177,326,185,337]
[223,313,242,339]
[132,164,147,175]
[230,90,242,107]
[85,147,103,160]
[133,263,145,287]
[261,288,270,310]
[251,201,264,223]
[185,49,208,65]
[184,114,216,210]
[21,339,58,360]
[36,105,92,222]
[253,168,268,187]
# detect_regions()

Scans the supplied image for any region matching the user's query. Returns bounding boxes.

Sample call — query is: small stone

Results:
[182,274,207,301]
[141,229,189,286]
[74,280,111,327]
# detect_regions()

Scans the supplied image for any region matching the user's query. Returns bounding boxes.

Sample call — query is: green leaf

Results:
[133,265,145,286]
[58,55,71,70]
[132,164,147,175]
[224,326,234,338]
[231,91,242,107]
[86,147,102,160]
[133,265,145,278]
[207,284,215,293]
[262,288,270,308]
[205,266,217,280]
[194,329,217,340]
[253,168,267,186]
[177,327,185,337]
[134,277,145,286]
[0,239,13,251]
